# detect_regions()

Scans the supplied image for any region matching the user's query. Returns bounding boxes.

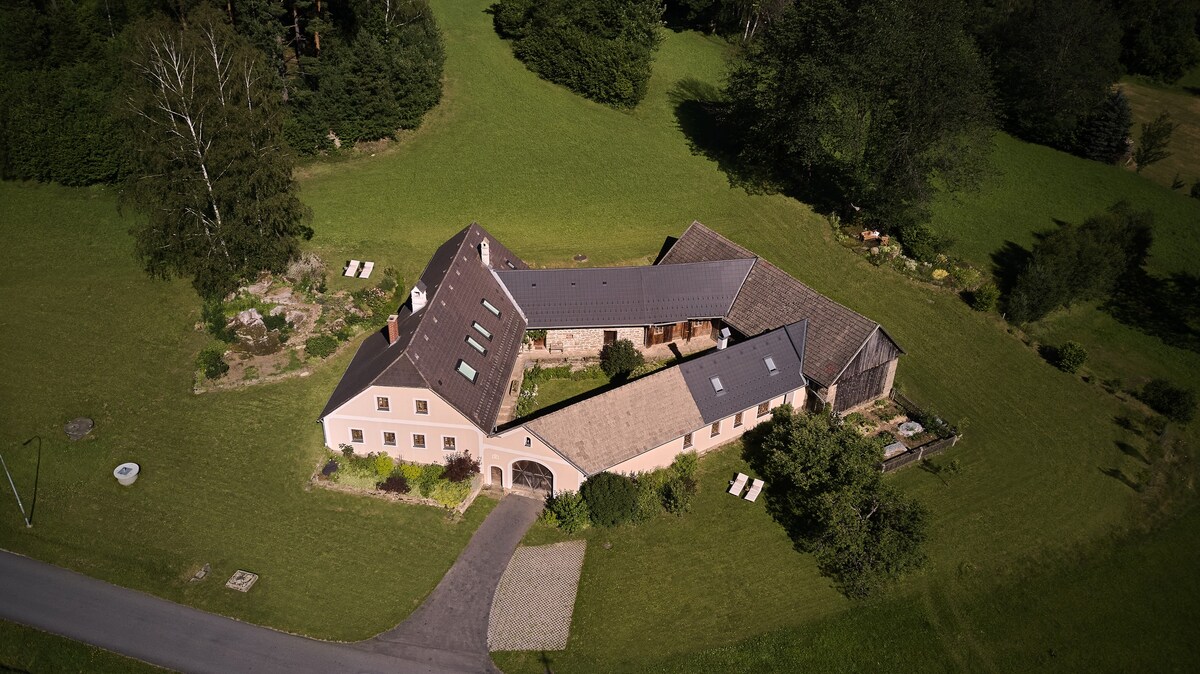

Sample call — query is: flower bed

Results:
[314,447,481,510]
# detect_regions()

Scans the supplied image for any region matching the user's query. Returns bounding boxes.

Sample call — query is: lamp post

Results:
[23,435,41,526]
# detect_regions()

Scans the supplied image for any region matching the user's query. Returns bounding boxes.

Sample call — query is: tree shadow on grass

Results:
[1103,271,1200,354]
[1115,441,1150,465]
[989,240,1032,298]
[1099,467,1142,491]
[668,78,744,185]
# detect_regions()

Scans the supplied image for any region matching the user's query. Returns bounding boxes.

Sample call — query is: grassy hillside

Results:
[0,0,1196,670]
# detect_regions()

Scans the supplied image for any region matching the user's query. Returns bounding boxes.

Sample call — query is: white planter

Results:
[114,462,140,486]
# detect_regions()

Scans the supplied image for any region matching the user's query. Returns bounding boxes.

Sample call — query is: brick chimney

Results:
[386,314,399,344]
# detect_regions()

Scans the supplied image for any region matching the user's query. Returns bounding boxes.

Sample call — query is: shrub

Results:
[396,463,424,483]
[196,347,229,380]
[580,472,638,527]
[430,480,472,508]
[1053,341,1088,374]
[633,470,668,521]
[377,475,410,493]
[670,451,698,481]
[949,265,982,290]
[663,474,698,515]
[600,339,644,378]
[443,452,481,483]
[896,222,951,263]
[545,490,591,533]
[201,300,235,342]
[1139,379,1197,424]
[305,334,339,358]
[418,463,445,497]
[373,452,395,478]
[970,283,1000,312]
[340,443,355,458]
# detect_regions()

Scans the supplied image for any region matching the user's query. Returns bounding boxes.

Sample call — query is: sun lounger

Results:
[728,472,749,496]
[344,260,361,277]
[744,479,764,502]
[359,261,374,279]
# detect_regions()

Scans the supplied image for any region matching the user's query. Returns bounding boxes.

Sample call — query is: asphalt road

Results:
[0,494,544,673]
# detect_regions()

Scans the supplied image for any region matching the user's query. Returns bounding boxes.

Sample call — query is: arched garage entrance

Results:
[511,460,553,494]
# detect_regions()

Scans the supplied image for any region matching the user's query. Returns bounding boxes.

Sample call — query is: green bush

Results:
[1053,341,1088,374]
[418,463,445,497]
[196,347,229,380]
[896,222,951,263]
[429,480,471,508]
[970,283,1001,312]
[633,470,668,521]
[663,474,698,515]
[305,334,339,358]
[949,265,982,290]
[373,452,396,478]
[670,451,698,481]
[545,490,591,533]
[396,463,424,483]
[1139,379,1197,424]
[377,475,410,494]
[600,339,644,378]
[580,472,638,527]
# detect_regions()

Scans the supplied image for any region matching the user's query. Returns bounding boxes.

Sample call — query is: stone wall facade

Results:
[545,327,645,353]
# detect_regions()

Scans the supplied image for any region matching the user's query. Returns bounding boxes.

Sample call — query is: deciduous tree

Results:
[122,6,312,299]
[1134,112,1177,172]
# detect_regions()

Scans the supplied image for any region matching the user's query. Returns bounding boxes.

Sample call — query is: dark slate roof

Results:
[679,320,808,424]
[494,259,754,329]
[659,221,898,387]
[319,223,529,430]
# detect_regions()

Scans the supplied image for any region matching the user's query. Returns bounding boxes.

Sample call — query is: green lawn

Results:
[0,0,1197,670]
[529,375,611,414]
[1121,74,1200,190]
[0,621,165,673]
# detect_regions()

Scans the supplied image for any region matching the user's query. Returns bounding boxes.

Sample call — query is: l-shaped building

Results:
[319,222,902,494]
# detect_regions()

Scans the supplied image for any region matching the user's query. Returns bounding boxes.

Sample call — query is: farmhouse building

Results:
[319,222,903,494]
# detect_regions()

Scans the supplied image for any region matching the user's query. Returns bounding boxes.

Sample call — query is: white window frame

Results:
[415,399,429,415]
[412,433,426,449]
[382,431,397,446]
[683,432,693,449]
[350,428,364,444]
[711,421,721,437]
[734,411,744,427]
[376,396,390,412]
[443,435,457,451]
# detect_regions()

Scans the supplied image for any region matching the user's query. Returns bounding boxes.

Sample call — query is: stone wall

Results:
[545,327,644,353]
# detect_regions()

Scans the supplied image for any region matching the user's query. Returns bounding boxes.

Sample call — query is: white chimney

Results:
[717,327,731,350]
[480,239,491,267]
[410,282,427,313]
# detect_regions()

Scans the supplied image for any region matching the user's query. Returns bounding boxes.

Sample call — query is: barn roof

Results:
[495,259,754,329]
[658,221,899,387]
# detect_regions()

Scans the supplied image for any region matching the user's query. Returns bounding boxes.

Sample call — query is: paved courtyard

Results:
[487,540,587,651]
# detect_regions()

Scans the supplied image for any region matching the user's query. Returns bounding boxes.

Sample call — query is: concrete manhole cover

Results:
[226,570,259,592]
[65,417,94,441]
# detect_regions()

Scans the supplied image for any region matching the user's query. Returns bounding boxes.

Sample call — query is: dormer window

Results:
[473,321,492,340]
[456,360,478,383]
[764,356,778,375]
[466,335,487,355]
[710,376,725,395]
[482,299,501,317]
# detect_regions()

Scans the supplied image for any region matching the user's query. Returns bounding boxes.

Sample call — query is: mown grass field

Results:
[1,0,1197,671]
[0,622,165,673]
[1121,73,1200,190]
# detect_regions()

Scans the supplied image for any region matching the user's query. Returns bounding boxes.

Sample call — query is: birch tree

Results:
[122,6,311,299]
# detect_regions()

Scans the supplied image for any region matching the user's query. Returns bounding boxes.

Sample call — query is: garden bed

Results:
[312,448,483,512]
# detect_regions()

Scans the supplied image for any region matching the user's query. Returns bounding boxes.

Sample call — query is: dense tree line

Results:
[0,0,445,186]
[491,0,663,107]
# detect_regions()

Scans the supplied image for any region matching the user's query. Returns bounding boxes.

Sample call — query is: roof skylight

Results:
[466,335,487,355]
[764,356,778,374]
[456,360,478,383]
[482,299,500,317]
[472,321,492,340]
[710,376,725,394]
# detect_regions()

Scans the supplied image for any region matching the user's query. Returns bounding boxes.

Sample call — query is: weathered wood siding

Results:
[831,329,902,413]
[840,328,902,379]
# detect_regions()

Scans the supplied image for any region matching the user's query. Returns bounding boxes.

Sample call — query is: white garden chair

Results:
[728,472,749,496]
[744,479,764,502]
[344,260,361,277]
[359,261,375,279]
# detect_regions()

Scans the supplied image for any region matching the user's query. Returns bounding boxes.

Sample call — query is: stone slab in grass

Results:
[226,570,259,592]
[488,540,586,651]
[64,417,93,441]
